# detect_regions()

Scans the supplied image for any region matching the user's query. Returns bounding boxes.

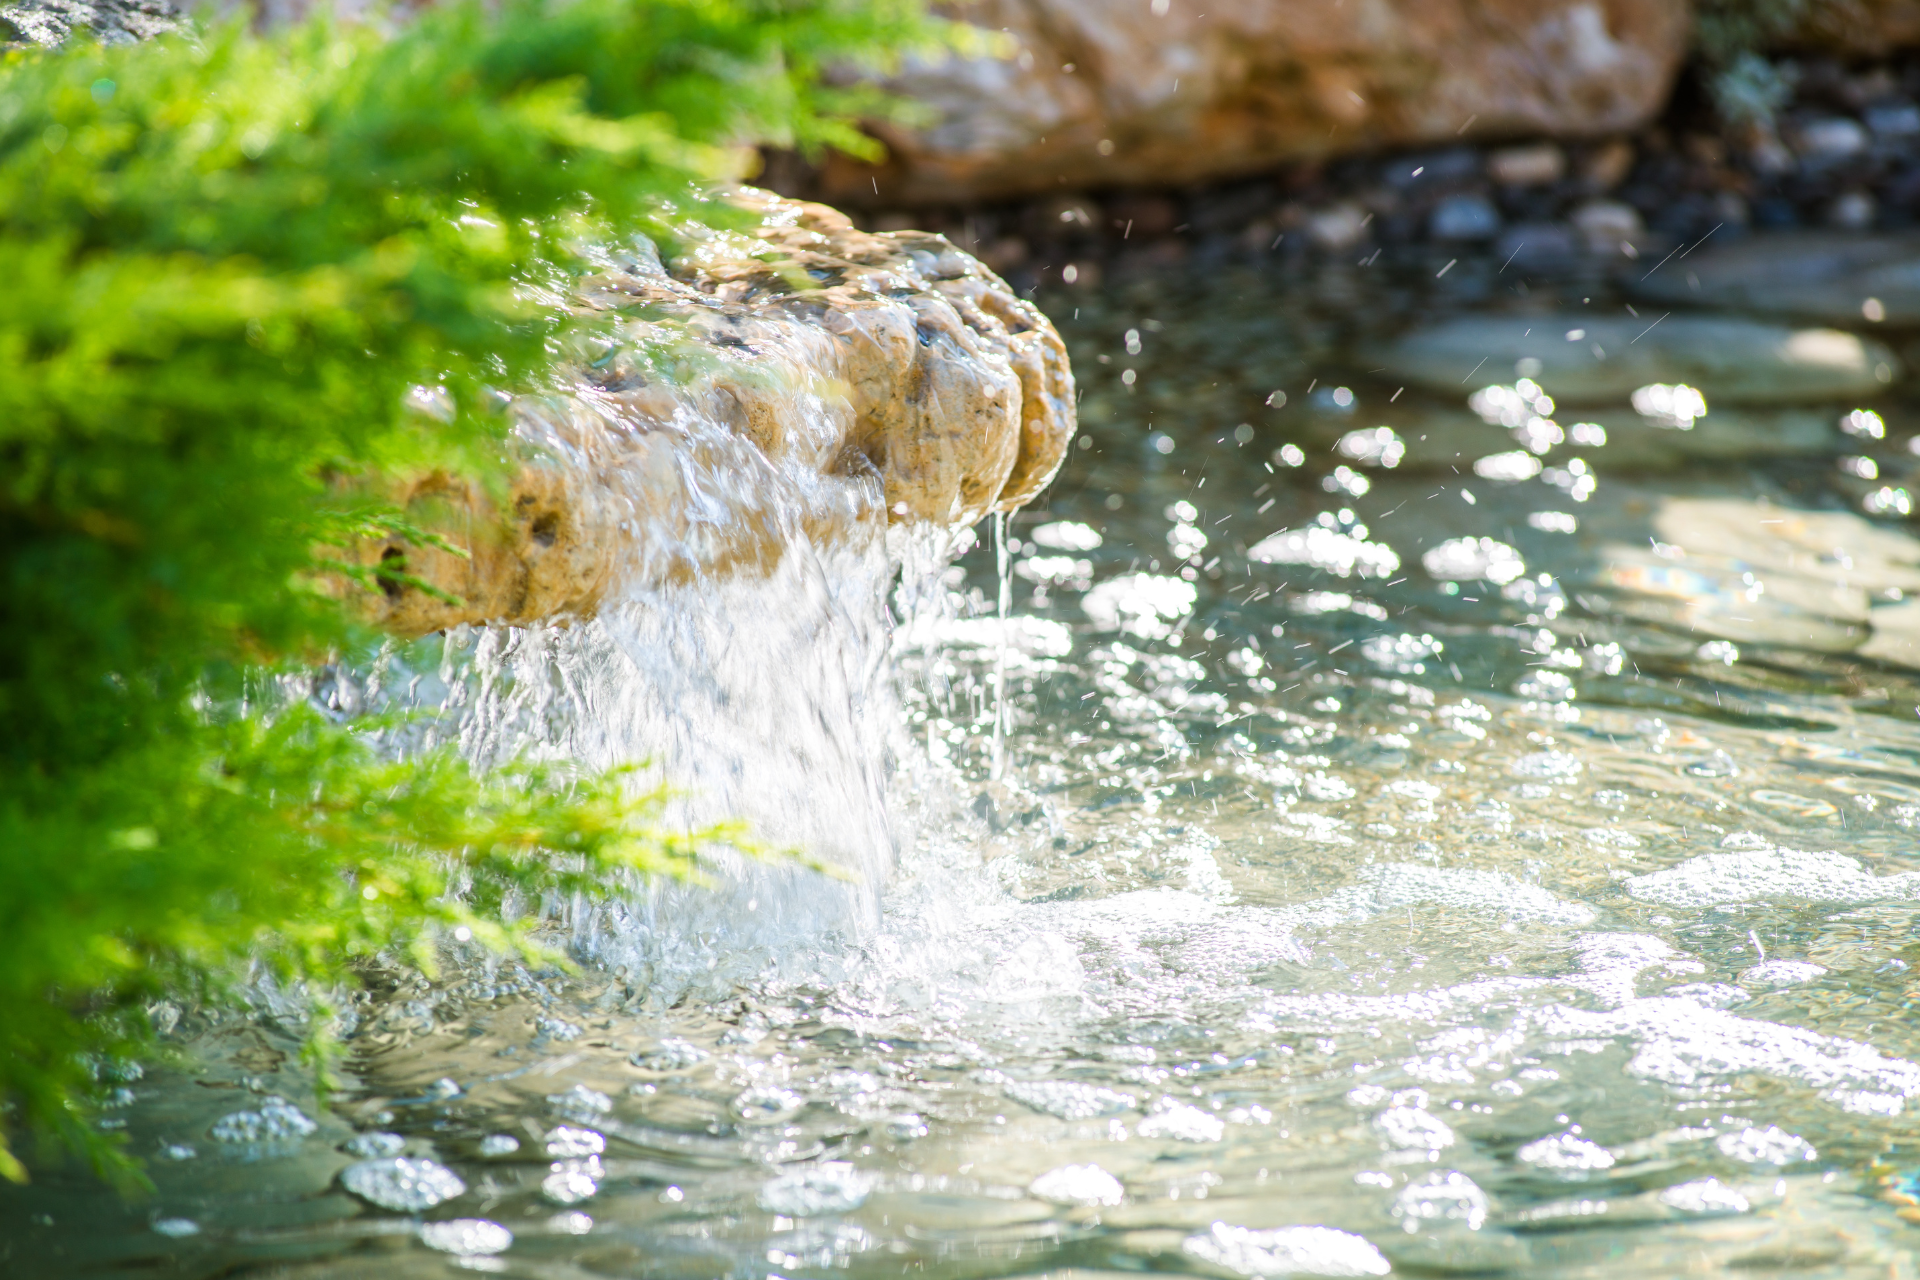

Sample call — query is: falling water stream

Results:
[14,246,1920,1278]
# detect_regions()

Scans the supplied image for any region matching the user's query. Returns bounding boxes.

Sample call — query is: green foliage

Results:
[1694,0,1812,67]
[0,0,939,1184]
[1693,0,1815,128]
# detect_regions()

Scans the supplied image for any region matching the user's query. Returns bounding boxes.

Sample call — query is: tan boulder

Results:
[345,189,1075,636]
[815,0,1692,206]
[1788,0,1920,52]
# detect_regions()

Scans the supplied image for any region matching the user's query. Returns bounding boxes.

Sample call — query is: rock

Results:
[1368,313,1902,403]
[1496,222,1581,270]
[1788,0,1920,54]
[1307,203,1372,252]
[1488,142,1567,186]
[1830,190,1878,230]
[338,188,1075,635]
[1569,199,1646,253]
[1793,116,1870,164]
[0,0,179,47]
[1430,193,1502,241]
[812,0,1690,205]
[1580,138,1636,189]
[1633,232,1920,327]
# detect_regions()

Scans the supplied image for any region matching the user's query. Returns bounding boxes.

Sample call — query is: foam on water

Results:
[1183,1222,1391,1277]
[1624,845,1920,907]
[340,1157,467,1212]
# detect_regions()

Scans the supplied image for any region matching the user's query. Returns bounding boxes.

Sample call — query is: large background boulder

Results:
[816,0,1693,207]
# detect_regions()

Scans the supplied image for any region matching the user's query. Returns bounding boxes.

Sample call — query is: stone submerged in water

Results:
[1633,233,1920,328]
[1369,314,1901,404]
[341,188,1074,636]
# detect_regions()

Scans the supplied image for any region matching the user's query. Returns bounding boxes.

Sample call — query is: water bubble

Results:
[1274,443,1306,467]
[1392,1170,1489,1231]
[340,1157,466,1212]
[1658,1178,1750,1214]
[544,1125,605,1158]
[631,1038,706,1071]
[884,1113,929,1139]
[419,1219,512,1255]
[1685,750,1739,777]
[1336,426,1405,468]
[1517,1133,1615,1172]
[342,1132,406,1158]
[1322,465,1371,496]
[1030,1163,1125,1205]
[1864,486,1912,516]
[1739,960,1827,989]
[1362,633,1442,674]
[1631,383,1708,429]
[1840,408,1886,439]
[1250,526,1399,579]
[1473,450,1542,482]
[1136,1101,1226,1142]
[1375,1106,1455,1152]
[208,1097,317,1144]
[759,1162,874,1215]
[542,1159,602,1205]
[1081,574,1197,639]
[546,1084,612,1118]
[1030,521,1102,551]
[478,1134,520,1156]
[1002,1080,1137,1120]
[1422,537,1525,584]
[1715,1125,1816,1166]
[732,1085,807,1124]
[424,1077,463,1100]
[151,1218,200,1238]
[1183,1223,1390,1277]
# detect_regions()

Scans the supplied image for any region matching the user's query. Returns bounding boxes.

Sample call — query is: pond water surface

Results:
[12,243,1920,1278]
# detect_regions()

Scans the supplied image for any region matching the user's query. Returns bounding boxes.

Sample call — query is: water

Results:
[12,247,1920,1277]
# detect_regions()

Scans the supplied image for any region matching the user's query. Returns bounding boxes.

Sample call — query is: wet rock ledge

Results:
[345,190,1076,636]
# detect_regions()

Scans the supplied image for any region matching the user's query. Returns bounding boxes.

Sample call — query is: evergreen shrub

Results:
[0,0,940,1183]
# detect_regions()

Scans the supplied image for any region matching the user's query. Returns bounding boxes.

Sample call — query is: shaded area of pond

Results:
[12,238,1920,1278]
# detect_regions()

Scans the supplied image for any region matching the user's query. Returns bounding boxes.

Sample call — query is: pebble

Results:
[1488,142,1566,186]
[1372,314,1900,403]
[1430,193,1501,241]
[419,1219,513,1256]
[339,1156,467,1212]
[1570,200,1644,252]
[1796,117,1869,162]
